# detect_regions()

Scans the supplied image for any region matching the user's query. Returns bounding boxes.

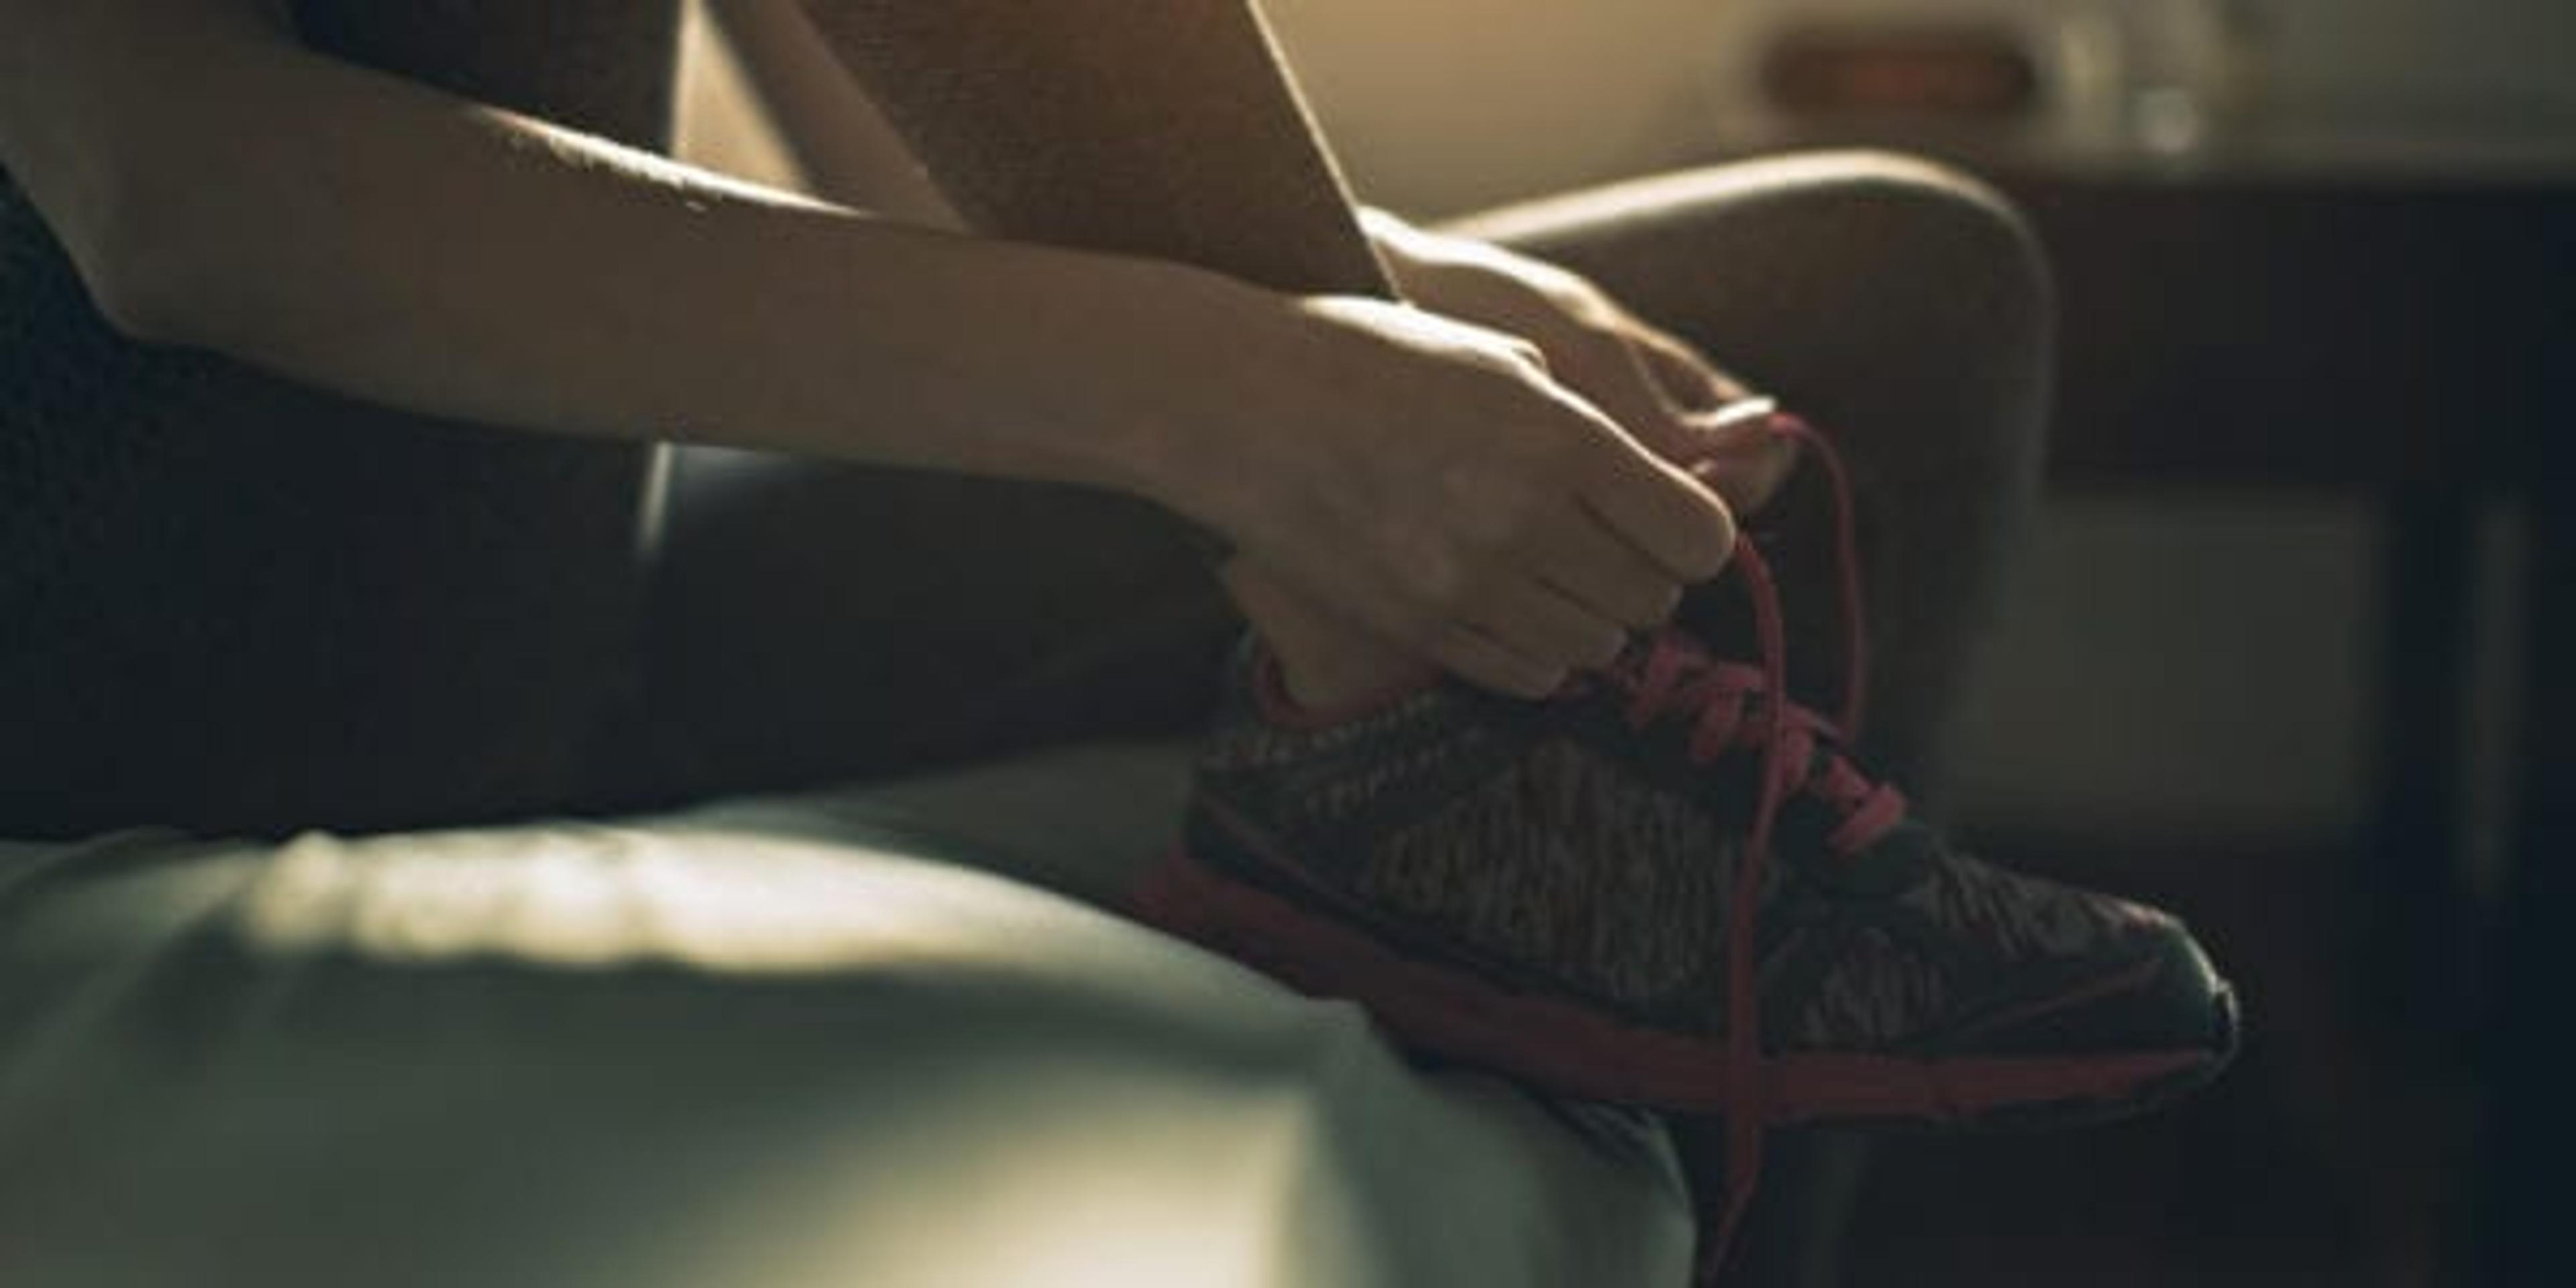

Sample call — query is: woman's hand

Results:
[1137,287,1739,698]
[1362,209,1796,517]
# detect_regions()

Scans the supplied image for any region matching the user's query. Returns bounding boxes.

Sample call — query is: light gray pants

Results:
[0,743,1690,1288]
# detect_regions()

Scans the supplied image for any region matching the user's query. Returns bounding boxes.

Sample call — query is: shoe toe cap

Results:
[1964,916,2239,1065]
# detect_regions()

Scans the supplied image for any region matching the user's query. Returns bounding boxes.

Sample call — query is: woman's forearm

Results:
[34,7,1264,500]
[1,0,1733,699]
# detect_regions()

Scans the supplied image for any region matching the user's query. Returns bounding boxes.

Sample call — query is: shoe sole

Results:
[1132,844,2238,1130]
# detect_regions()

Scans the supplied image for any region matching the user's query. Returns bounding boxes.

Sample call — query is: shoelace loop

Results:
[1614,635,1907,859]
[1675,411,1875,1284]
[1764,412,1870,738]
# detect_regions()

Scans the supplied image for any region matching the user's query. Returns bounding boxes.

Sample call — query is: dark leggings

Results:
[643,150,2052,808]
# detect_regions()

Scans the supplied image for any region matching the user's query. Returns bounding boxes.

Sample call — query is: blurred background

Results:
[683,3,2571,1283]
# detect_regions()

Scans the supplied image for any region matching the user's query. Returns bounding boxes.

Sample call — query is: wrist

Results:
[1085,259,1300,530]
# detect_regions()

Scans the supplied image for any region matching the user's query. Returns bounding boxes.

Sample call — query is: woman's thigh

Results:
[636,451,1236,803]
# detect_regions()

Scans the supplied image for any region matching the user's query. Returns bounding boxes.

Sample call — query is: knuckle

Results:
[1580,325,1634,366]
[1502,337,1552,374]
[1403,549,1472,614]
[1464,335,1550,386]
[1529,265,1598,311]
[1466,484,1552,553]
[1678,511,1737,580]
[1583,627,1627,667]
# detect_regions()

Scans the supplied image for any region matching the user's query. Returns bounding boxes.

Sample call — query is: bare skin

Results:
[769,0,1797,706]
[0,0,1788,708]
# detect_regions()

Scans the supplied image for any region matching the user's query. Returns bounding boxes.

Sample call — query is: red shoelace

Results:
[1631,408,1879,1282]
[1251,405,1882,1281]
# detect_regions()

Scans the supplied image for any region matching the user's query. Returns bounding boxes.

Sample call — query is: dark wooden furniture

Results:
[1930,138,2571,1282]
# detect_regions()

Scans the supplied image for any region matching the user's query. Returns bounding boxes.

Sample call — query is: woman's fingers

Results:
[1632,323,1744,415]
[1462,574,1630,676]
[1689,439,1799,516]
[1677,395,1801,515]
[1426,620,1572,700]
[1578,433,1739,584]
[1534,508,1686,629]
[1193,292,1756,701]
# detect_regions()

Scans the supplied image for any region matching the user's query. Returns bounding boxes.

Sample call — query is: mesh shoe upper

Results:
[1185,629,2220,1063]
[1154,409,2234,1281]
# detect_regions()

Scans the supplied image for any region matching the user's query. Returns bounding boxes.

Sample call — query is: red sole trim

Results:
[1131,846,2215,1125]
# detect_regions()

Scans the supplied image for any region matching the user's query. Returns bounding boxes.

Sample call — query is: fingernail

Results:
[1703,396,1778,431]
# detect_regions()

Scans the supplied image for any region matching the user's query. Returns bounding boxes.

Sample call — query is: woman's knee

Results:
[1461,149,2054,378]
[1780,150,2055,350]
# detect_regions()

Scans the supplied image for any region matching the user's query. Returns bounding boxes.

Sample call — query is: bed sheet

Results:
[0,742,1692,1287]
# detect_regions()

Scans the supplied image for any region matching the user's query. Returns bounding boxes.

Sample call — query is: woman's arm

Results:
[786,0,1737,693]
[0,0,1728,697]
[0,0,1258,494]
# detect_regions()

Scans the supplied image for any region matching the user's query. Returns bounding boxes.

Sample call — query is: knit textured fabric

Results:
[1194,669,1756,1023]
[1183,633,2217,1060]
[0,1,678,837]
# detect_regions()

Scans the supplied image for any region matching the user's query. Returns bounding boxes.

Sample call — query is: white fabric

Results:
[0,743,1693,1287]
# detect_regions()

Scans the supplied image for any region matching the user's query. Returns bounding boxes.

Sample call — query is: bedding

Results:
[0,742,1691,1287]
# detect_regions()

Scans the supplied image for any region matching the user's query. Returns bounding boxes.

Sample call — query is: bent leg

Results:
[1448,150,2054,790]
[640,453,1235,802]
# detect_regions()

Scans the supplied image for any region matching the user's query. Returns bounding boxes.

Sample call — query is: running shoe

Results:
[1134,624,2237,1126]
[1130,409,2236,1269]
